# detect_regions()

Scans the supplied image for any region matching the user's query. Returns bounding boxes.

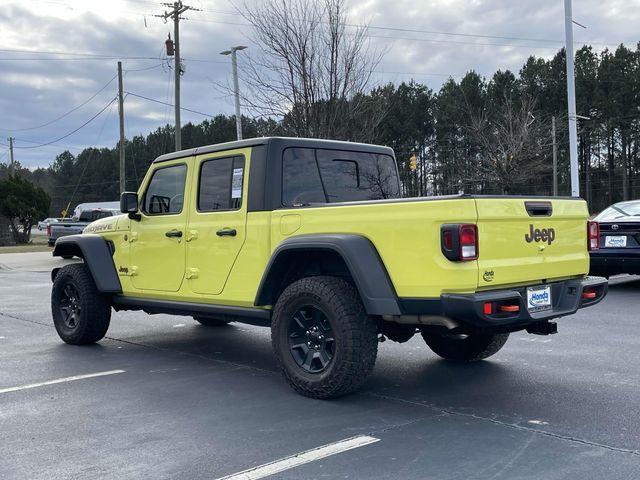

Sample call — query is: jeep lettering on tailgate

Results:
[525,224,556,245]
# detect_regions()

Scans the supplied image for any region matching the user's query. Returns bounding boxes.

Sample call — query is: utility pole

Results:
[564,0,580,197]
[157,1,196,152]
[7,137,14,175]
[117,61,126,194]
[552,116,558,196]
[221,46,247,140]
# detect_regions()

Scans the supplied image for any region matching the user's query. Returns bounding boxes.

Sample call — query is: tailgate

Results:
[475,198,589,288]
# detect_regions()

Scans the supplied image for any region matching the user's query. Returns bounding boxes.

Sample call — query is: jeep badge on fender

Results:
[525,224,556,245]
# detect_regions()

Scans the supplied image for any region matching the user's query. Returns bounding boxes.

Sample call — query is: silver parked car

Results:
[38,218,59,231]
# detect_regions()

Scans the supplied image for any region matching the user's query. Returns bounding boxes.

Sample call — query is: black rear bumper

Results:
[399,277,607,331]
[590,249,640,276]
[442,277,607,329]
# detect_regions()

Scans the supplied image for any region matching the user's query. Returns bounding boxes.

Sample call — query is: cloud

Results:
[0,0,637,168]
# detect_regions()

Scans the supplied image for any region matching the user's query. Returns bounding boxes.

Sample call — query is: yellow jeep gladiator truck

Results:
[51,137,607,398]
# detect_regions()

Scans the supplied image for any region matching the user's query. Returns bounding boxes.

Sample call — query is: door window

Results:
[143,164,187,215]
[198,156,245,211]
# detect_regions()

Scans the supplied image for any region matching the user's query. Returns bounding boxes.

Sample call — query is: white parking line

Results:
[0,370,125,394]
[216,435,380,480]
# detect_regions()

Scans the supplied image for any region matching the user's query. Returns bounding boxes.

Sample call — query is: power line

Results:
[125,91,217,118]
[362,33,560,50]
[0,48,163,60]
[60,100,118,214]
[124,63,164,72]
[173,3,622,48]
[12,138,88,150]
[0,57,152,62]
[13,96,118,149]
[182,8,623,49]
[0,74,118,133]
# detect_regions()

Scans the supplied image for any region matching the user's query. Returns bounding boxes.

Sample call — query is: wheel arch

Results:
[254,234,401,315]
[52,234,122,294]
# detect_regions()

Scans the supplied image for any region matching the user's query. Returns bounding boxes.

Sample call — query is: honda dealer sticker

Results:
[527,285,552,312]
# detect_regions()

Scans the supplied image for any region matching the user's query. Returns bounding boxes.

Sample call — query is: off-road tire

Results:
[422,331,509,362]
[193,316,232,327]
[271,276,379,399]
[51,263,111,345]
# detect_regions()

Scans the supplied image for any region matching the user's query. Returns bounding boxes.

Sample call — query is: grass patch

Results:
[0,243,53,254]
[0,233,52,254]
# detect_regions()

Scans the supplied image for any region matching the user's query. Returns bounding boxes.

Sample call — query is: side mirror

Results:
[120,192,141,220]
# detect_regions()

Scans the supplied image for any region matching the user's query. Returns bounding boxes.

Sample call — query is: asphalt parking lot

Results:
[1,252,639,479]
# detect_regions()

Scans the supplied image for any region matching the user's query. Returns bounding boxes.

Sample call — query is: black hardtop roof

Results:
[153,137,394,164]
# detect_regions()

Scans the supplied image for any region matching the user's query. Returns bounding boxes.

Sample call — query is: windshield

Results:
[595,201,640,221]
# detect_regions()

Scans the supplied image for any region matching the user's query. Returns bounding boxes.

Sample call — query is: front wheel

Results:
[421,331,509,362]
[271,276,379,399]
[51,264,111,344]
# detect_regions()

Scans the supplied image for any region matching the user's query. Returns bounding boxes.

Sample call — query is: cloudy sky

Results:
[1,0,638,169]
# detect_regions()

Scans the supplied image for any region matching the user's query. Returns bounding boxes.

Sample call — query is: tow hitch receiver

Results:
[526,321,558,335]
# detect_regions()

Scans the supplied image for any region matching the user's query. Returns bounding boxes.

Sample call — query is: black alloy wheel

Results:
[287,305,335,374]
[51,263,111,345]
[58,281,82,329]
[271,276,379,399]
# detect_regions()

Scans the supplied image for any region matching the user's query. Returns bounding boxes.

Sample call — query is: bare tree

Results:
[468,94,549,194]
[235,0,387,141]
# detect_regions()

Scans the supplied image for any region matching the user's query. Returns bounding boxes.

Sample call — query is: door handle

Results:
[216,228,237,237]
[165,230,183,238]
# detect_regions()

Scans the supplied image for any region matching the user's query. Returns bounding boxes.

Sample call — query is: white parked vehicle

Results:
[72,202,119,219]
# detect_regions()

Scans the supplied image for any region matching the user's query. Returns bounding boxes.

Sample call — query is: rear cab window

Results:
[282,147,400,206]
[79,210,115,222]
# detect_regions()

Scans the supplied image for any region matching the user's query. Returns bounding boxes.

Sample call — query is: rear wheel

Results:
[271,276,378,399]
[193,316,231,327]
[421,331,509,362]
[51,264,111,345]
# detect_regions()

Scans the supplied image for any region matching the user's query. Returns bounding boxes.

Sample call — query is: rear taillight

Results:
[441,224,478,261]
[47,225,51,237]
[459,224,478,260]
[587,221,599,251]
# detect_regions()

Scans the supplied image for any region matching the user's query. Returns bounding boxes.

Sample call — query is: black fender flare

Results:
[52,234,122,294]
[255,234,401,315]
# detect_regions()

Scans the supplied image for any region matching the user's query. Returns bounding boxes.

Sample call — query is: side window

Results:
[281,147,401,206]
[198,156,245,211]
[282,148,326,206]
[143,164,187,215]
[316,150,401,201]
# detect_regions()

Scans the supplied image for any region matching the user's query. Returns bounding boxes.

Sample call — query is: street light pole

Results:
[117,61,126,194]
[221,46,247,141]
[552,116,558,196]
[7,137,14,175]
[564,0,579,197]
